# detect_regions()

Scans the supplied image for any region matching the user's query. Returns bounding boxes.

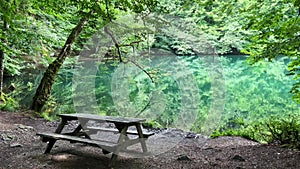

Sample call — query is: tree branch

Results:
[129,59,154,83]
[104,26,123,62]
[104,25,154,83]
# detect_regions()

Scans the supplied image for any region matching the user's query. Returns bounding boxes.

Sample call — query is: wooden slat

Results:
[86,127,154,137]
[58,113,146,124]
[36,132,117,148]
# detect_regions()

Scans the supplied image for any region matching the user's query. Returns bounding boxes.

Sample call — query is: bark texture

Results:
[31,17,90,112]
[0,12,9,93]
[0,47,5,94]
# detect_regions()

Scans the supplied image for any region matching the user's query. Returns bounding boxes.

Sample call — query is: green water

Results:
[11,55,300,133]
[73,55,299,132]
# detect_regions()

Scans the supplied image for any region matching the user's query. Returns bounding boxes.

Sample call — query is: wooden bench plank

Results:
[36,132,117,148]
[86,127,154,138]
[58,114,146,124]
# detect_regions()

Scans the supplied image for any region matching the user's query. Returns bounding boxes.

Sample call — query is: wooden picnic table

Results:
[36,113,154,166]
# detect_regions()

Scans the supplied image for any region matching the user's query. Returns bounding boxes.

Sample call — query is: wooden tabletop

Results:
[58,113,146,124]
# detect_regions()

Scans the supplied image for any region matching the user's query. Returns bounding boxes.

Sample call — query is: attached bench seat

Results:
[36,132,117,149]
[85,127,155,138]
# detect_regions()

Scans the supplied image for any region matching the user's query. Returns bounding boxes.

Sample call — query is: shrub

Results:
[212,113,300,149]
[265,114,300,149]
[0,96,19,111]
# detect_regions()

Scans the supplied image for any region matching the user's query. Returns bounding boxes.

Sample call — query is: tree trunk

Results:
[0,45,5,94]
[31,16,90,112]
[0,11,9,94]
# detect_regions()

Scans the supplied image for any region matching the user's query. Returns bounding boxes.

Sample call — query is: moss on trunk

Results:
[31,16,90,112]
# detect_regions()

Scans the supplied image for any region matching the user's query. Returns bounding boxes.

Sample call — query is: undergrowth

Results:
[211,113,300,149]
[0,92,19,111]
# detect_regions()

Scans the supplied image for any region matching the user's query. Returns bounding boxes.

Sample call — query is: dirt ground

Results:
[0,110,299,169]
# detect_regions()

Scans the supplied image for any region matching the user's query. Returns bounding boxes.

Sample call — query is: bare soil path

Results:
[0,111,299,169]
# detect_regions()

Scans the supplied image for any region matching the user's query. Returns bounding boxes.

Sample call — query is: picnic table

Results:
[36,113,154,166]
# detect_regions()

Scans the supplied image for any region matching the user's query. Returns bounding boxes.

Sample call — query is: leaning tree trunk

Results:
[0,38,5,94]
[31,17,90,112]
[0,9,9,94]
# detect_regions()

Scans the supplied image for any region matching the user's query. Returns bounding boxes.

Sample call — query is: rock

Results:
[185,132,197,139]
[236,166,244,169]
[231,155,246,162]
[162,129,184,138]
[177,154,191,161]
[15,124,34,131]
[215,158,222,161]
[1,133,13,141]
[51,154,73,161]
[204,147,214,150]
[10,143,23,148]
[41,164,48,168]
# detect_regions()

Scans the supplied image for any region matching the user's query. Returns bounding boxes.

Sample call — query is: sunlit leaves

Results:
[293,0,300,7]
[226,0,300,102]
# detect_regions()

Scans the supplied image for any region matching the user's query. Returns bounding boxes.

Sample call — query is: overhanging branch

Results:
[104,25,154,83]
[129,59,154,83]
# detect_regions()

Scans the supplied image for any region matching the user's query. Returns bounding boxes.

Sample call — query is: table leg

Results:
[135,124,147,152]
[44,118,67,154]
[110,126,128,166]
[72,119,90,139]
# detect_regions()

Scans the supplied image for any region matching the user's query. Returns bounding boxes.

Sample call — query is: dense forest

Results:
[0,0,299,149]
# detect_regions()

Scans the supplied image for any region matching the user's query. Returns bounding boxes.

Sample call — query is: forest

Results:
[0,0,299,150]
